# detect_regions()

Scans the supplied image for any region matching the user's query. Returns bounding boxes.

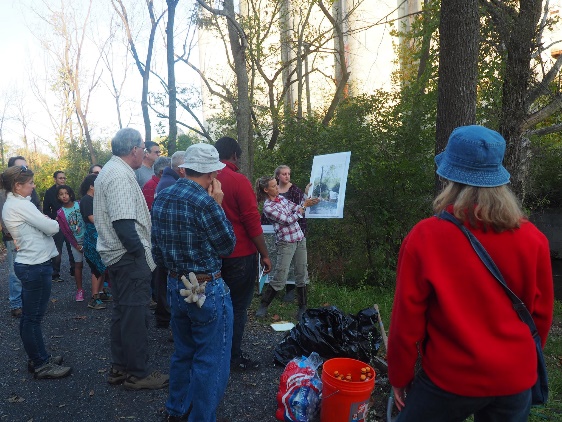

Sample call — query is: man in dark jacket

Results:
[152,150,186,328]
[43,170,75,282]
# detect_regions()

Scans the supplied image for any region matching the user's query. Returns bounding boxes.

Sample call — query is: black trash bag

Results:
[274,306,382,366]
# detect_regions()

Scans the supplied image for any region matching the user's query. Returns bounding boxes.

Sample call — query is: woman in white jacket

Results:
[1,165,72,379]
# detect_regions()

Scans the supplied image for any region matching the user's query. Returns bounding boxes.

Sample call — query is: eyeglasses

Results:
[145,148,161,155]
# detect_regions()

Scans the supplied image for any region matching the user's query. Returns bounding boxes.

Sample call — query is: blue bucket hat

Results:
[435,125,510,187]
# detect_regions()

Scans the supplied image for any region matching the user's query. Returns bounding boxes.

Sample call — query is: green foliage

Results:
[160,133,196,156]
[254,92,435,287]
[528,134,562,209]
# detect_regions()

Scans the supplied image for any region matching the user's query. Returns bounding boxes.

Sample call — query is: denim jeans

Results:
[396,371,532,422]
[221,254,257,360]
[6,240,22,309]
[107,253,152,378]
[166,273,233,421]
[15,261,53,367]
[270,239,308,291]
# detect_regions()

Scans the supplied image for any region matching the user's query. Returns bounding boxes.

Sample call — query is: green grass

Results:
[251,282,395,326]
[252,282,562,420]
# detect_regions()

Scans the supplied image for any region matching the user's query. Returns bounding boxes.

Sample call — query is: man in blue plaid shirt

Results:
[151,143,235,422]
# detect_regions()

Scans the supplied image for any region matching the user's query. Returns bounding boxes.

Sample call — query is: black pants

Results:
[108,253,152,378]
[52,231,75,278]
[154,265,170,328]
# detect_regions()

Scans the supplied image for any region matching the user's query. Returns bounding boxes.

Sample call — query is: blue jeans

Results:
[221,254,257,360]
[166,273,233,421]
[6,240,22,309]
[15,261,53,367]
[396,371,532,422]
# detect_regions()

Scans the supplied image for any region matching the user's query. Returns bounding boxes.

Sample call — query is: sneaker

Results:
[28,355,63,373]
[75,289,85,302]
[149,299,157,310]
[10,308,22,318]
[88,297,106,310]
[123,371,169,390]
[99,291,113,302]
[107,367,128,385]
[231,355,260,371]
[52,276,64,283]
[34,361,72,379]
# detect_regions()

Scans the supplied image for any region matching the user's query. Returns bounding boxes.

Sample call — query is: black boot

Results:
[282,284,296,302]
[296,286,307,321]
[256,285,277,318]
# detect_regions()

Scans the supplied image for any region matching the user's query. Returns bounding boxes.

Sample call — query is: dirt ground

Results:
[0,249,391,422]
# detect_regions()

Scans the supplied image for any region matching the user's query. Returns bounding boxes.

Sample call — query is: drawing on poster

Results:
[306,151,351,219]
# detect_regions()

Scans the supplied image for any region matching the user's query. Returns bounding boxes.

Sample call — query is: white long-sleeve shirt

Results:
[2,192,59,265]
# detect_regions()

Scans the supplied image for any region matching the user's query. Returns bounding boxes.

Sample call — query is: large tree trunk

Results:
[435,0,479,193]
[166,0,178,154]
[224,0,252,178]
[498,0,542,201]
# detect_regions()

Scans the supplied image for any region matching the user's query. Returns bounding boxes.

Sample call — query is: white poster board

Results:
[306,151,351,219]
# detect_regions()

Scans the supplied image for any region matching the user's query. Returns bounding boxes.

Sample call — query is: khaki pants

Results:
[270,238,308,291]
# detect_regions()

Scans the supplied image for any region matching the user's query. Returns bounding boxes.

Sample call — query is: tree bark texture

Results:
[498,0,542,200]
[224,0,253,178]
[435,0,479,193]
[166,0,179,154]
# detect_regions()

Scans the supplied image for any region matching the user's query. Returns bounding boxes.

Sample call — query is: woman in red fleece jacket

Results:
[387,125,553,421]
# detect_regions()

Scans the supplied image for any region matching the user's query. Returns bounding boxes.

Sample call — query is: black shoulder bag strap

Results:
[438,210,548,404]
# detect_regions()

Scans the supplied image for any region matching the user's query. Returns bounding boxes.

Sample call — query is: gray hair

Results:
[154,156,171,176]
[171,150,186,171]
[111,128,143,157]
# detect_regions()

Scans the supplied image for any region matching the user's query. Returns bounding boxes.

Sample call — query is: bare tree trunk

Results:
[222,0,252,178]
[167,0,179,154]
[435,0,479,192]
[498,0,542,200]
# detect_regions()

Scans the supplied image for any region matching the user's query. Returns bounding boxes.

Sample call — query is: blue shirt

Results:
[156,167,180,195]
[151,178,236,275]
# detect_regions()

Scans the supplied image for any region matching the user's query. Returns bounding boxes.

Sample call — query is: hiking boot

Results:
[34,361,72,379]
[75,289,85,302]
[11,308,22,318]
[99,291,113,302]
[123,371,169,390]
[231,355,260,371]
[28,355,63,373]
[88,297,107,310]
[107,367,128,385]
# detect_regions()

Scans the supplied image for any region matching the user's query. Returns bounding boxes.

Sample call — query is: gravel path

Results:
[0,250,390,422]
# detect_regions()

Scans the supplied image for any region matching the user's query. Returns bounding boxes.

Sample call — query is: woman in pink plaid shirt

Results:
[255,176,319,320]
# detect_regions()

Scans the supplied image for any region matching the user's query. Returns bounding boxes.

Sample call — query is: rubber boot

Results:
[296,286,307,321]
[256,285,277,318]
[282,284,296,302]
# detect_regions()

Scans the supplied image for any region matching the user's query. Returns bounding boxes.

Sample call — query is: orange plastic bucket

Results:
[320,358,375,422]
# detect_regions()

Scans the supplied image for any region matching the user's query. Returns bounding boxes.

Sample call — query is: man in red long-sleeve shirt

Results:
[215,137,272,370]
